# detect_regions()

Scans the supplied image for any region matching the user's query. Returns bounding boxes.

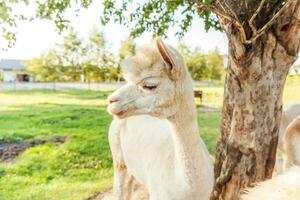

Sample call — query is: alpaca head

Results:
[107,38,190,119]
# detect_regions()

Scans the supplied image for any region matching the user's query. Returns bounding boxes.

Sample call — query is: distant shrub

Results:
[178,43,226,81]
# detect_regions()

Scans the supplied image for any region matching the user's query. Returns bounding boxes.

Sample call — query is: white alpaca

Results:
[275,104,300,173]
[107,38,214,200]
[283,116,300,169]
[278,104,300,152]
[241,166,300,200]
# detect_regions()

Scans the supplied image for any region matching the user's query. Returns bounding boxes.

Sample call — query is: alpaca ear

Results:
[156,38,183,80]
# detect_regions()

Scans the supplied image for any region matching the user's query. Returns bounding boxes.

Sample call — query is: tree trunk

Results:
[210,1,300,200]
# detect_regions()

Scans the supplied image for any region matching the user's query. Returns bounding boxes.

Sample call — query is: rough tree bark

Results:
[195,0,300,199]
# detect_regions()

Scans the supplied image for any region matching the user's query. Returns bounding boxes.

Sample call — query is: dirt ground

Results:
[0,138,65,162]
[89,183,148,200]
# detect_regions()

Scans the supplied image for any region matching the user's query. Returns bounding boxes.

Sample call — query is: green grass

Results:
[199,113,220,155]
[0,90,112,200]
[197,85,224,108]
[0,75,299,200]
[283,75,300,107]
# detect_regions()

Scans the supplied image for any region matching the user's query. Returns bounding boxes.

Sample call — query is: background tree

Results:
[1,0,300,199]
[178,44,225,81]
[59,27,84,81]
[187,48,210,80]
[177,42,191,59]
[114,37,136,81]
[206,50,225,80]
[26,50,62,82]
[119,37,136,60]
[85,29,121,82]
[26,29,84,82]
[26,27,122,82]
[84,28,116,82]
[85,29,108,67]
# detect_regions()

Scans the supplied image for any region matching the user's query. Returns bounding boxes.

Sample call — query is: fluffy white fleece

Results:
[242,166,300,200]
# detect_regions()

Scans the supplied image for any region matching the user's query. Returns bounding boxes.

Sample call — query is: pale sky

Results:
[0,2,299,65]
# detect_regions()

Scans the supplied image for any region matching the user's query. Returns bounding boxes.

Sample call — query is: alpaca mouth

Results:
[107,105,128,118]
[115,110,126,117]
[112,109,130,119]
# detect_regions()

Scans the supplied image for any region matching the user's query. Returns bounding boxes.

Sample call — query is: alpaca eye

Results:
[142,84,158,90]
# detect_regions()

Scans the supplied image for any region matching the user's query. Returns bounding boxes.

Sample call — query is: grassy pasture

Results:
[0,75,299,200]
[0,90,112,200]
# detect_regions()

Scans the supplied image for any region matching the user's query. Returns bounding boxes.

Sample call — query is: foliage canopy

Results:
[0,0,221,48]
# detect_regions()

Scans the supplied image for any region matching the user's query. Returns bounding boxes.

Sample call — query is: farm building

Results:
[0,59,32,82]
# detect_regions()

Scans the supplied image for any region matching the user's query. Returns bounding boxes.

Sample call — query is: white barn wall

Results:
[2,71,17,82]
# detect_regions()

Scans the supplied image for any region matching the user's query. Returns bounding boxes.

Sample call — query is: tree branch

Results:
[190,0,248,45]
[215,0,227,13]
[218,0,239,23]
[192,0,296,45]
[274,0,300,58]
[247,0,295,44]
[249,0,267,35]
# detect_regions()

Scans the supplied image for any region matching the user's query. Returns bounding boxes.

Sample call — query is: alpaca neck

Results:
[167,80,213,188]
